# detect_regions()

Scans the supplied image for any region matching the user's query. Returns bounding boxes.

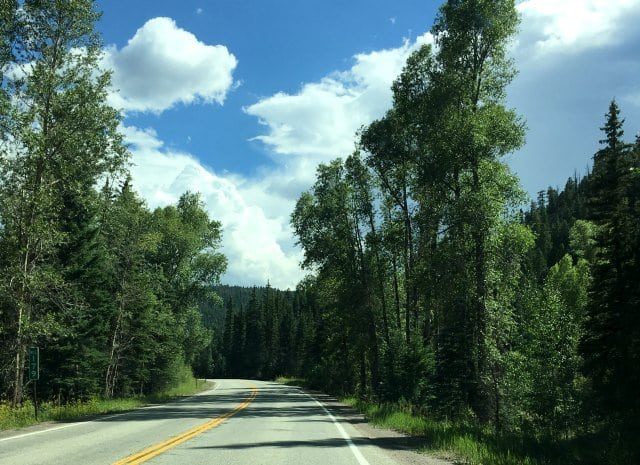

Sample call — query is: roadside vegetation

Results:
[275,378,624,465]
[341,397,623,465]
[0,1,225,421]
[1,1,638,463]
[212,1,639,464]
[0,367,212,431]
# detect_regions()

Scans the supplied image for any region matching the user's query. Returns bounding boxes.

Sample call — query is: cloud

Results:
[122,125,303,289]
[120,2,640,288]
[3,61,34,81]
[244,32,434,160]
[244,2,640,200]
[245,1,640,165]
[104,17,237,113]
[196,8,204,15]
[509,0,640,193]
[516,0,640,58]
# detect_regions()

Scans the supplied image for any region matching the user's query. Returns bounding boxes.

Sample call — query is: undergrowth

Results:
[0,371,212,431]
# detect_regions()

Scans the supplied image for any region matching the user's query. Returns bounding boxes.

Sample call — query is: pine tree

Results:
[230,308,246,378]
[262,283,280,378]
[244,289,266,378]
[279,303,297,376]
[581,102,639,442]
[221,298,234,375]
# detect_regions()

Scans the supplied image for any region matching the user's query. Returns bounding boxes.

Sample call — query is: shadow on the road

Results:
[92,383,363,424]
[186,435,426,452]
[91,381,422,454]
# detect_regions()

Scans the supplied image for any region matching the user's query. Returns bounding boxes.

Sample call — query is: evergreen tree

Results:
[262,283,280,378]
[221,298,235,375]
[581,102,640,448]
[0,0,126,405]
[229,308,246,378]
[244,289,266,378]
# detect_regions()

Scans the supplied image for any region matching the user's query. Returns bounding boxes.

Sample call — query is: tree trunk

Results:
[12,342,25,407]
[472,162,489,422]
[402,186,414,344]
[12,238,34,407]
[391,251,402,329]
[105,286,126,398]
[359,349,367,395]
[368,213,390,346]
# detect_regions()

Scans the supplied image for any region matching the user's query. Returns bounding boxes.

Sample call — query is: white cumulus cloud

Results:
[120,2,640,288]
[516,0,640,58]
[245,2,640,166]
[104,17,237,113]
[626,90,640,108]
[122,125,303,289]
[244,33,433,160]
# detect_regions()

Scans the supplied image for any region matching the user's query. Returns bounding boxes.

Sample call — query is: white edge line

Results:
[301,389,371,465]
[0,380,221,443]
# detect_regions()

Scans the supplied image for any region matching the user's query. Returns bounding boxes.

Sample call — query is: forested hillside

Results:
[0,1,226,405]
[201,286,305,380]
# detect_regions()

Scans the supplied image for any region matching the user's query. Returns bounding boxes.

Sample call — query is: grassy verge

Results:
[341,397,614,465]
[0,374,213,431]
[147,373,213,404]
[275,376,309,388]
[274,378,610,465]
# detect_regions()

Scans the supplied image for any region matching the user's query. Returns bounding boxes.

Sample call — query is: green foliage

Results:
[285,2,638,463]
[0,0,226,411]
[342,396,621,465]
[505,251,590,435]
[211,285,320,384]
[580,101,640,459]
[0,1,638,463]
[0,365,211,430]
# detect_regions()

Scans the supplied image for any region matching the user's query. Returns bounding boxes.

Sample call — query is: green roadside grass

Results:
[274,376,308,388]
[275,377,611,465]
[341,397,532,465]
[0,375,213,431]
[340,397,614,465]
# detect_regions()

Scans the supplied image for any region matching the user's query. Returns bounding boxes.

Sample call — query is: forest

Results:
[1,1,639,464]
[205,2,640,463]
[0,1,227,406]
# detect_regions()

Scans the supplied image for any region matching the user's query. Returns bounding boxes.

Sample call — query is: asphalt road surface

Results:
[0,379,418,465]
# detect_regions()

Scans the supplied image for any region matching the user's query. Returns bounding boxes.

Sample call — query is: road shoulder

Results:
[296,387,454,465]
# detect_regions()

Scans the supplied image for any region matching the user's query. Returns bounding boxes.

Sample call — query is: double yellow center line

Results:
[113,387,258,465]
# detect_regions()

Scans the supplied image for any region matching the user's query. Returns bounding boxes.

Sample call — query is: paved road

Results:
[0,379,403,465]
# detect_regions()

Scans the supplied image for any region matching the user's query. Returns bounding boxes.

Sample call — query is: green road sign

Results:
[28,347,39,381]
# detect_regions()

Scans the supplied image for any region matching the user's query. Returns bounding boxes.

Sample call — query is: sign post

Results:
[28,347,39,421]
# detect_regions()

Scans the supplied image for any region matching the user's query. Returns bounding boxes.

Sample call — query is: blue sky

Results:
[95,0,640,288]
[97,0,438,175]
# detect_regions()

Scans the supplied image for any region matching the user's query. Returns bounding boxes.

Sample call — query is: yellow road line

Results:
[112,387,258,465]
